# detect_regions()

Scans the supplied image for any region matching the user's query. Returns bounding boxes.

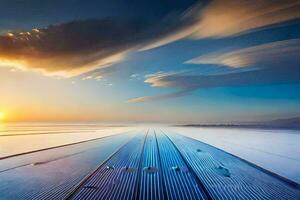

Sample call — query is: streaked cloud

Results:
[191,0,300,38]
[144,71,181,88]
[130,73,141,80]
[0,19,135,77]
[128,90,192,103]
[0,15,196,77]
[0,1,200,77]
[142,0,300,50]
[130,38,300,102]
[95,75,103,81]
[81,73,103,81]
[139,3,204,50]
[81,76,93,81]
[129,67,300,103]
[186,39,300,68]
[1,1,300,77]
[130,74,139,78]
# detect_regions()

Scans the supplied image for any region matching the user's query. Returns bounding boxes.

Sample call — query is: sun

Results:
[0,112,5,121]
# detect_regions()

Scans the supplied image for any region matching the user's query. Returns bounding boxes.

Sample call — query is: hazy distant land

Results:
[176,117,300,130]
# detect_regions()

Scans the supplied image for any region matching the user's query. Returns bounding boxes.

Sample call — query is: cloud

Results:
[186,39,300,68]
[191,0,300,38]
[139,3,204,50]
[0,19,141,76]
[146,67,300,89]
[129,73,141,80]
[0,1,202,77]
[130,39,300,102]
[129,67,300,103]
[95,75,103,81]
[141,0,300,50]
[1,1,300,77]
[130,74,139,78]
[128,90,192,103]
[144,71,183,87]
[0,13,200,77]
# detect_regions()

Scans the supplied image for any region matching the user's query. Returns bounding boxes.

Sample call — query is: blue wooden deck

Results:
[1,129,299,199]
[66,130,300,200]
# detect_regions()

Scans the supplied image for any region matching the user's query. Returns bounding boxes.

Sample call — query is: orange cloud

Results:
[0,19,141,77]
[141,0,300,50]
[192,0,300,38]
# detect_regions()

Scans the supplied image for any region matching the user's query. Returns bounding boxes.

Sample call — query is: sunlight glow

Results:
[0,112,5,121]
[7,33,14,37]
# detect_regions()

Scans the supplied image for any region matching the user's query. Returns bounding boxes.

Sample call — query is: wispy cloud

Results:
[81,72,103,81]
[139,3,204,50]
[129,67,300,103]
[0,2,201,77]
[128,90,192,103]
[0,19,135,77]
[1,1,300,77]
[0,14,195,77]
[143,71,183,88]
[129,73,141,80]
[142,0,300,50]
[130,38,300,102]
[191,0,300,38]
[186,39,300,68]
[81,76,93,81]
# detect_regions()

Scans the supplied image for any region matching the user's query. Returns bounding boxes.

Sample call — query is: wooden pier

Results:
[67,130,300,200]
[1,129,299,200]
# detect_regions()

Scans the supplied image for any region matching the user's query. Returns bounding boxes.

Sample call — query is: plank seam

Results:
[161,130,213,200]
[64,131,139,200]
[0,131,131,160]
[154,130,169,200]
[133,129,150,200]
[175,132,300,189]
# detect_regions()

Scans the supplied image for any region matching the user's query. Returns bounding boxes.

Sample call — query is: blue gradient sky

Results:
[0,0,300,123]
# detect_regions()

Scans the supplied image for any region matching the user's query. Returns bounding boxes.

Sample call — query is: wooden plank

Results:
[136,130,164,200]
[0,133,134,200]
[166,131,300,200]
[70,132,147,200]
[156,131,209,200]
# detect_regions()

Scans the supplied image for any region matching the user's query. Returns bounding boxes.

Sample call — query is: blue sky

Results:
[0,0,300,123]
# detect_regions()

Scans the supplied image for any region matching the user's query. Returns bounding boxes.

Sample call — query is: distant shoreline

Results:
[175,124,300,130]
[175,117,300,130]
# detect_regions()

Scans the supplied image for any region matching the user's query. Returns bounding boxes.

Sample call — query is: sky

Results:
[0,0,300,123]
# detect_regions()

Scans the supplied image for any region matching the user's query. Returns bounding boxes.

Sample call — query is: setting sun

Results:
[0,112,5,121]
